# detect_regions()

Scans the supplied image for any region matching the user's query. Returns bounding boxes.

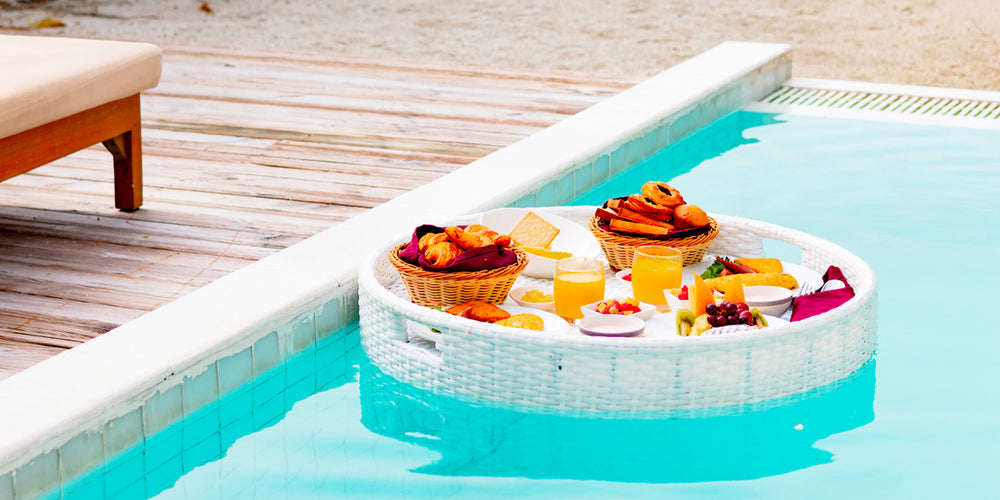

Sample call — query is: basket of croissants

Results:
[388,224,528,307]
[590,181,720,269]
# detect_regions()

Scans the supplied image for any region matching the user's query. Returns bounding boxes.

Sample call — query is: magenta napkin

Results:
[398,224,518,272]
[790,266,855,321]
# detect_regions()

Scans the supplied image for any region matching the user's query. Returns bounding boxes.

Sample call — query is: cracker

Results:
[508,212,560,249]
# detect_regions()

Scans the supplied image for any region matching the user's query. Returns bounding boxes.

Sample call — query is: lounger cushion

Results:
[0,35,162,138]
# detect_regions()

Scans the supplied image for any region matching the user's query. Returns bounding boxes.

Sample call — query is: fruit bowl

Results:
[581,297,658,321]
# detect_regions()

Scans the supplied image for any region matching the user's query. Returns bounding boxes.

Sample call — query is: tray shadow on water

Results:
[359,356,875,483]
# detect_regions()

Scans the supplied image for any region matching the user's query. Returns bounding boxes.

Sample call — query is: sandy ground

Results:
[2,0,999,90]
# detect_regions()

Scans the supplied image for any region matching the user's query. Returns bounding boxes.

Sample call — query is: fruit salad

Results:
[594,298,643,315]
[676,301,768,336]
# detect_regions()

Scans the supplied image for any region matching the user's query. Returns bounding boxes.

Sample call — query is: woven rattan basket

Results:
[388,243,528,307]
[589,215,720,269]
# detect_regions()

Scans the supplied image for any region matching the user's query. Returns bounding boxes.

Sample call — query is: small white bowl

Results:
[665,293,689,314]
[577,315,645,337]
[744,286,794,316]
[615,269,633,287]
[581,298,658,321]
[509,286,556,313]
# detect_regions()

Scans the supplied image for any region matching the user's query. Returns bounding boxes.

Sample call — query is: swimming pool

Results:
[37,109,1000,499]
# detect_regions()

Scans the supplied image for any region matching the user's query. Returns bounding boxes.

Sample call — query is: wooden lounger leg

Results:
[103,126,142,212]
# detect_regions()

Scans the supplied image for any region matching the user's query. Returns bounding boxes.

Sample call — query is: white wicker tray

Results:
[358,207,877,417]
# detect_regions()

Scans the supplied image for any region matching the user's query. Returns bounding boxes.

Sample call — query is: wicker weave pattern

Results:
[359,208,877,417]
[388,243,528,306]
[589,216,721,269]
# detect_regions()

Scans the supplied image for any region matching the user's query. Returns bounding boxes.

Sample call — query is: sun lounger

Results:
[0,35,162,211]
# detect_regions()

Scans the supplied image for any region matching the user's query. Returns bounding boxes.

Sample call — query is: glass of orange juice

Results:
[553,257,605,321]
[630,246,683,307]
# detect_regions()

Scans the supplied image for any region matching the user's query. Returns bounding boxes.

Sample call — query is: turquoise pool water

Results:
[55,112,1000,499]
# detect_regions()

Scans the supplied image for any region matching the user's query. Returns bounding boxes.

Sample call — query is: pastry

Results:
[466,224,512,247]
[424,241,460,266]
[445,226,493,251]
[608,219,674,237]
[640,181,685,208]
[625,194,675,220]
[616,203,674,228]
[672,204,710,229]
[418,232,449,253]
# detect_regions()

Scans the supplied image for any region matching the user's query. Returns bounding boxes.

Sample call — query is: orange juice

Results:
[631,246,683,305]
[553,258,605,320]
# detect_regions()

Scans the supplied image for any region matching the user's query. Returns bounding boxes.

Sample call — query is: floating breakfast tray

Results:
[358,206,877,417]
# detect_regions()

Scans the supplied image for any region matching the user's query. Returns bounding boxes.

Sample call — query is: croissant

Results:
[465,224,512,247]
[445,226,493,251]
[424,241,460,266]
[418,232,450,253]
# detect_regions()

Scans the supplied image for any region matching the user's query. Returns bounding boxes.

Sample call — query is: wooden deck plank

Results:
[0,45,635,381]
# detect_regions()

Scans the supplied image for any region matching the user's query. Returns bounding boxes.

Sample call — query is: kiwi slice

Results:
[750,308,768,328]
[676,309,696,336]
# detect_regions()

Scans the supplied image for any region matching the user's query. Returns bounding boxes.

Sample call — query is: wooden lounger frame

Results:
[0,93,143,211]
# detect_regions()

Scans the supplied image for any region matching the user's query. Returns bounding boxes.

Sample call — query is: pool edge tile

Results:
[143,384,183,437]
[103,409,143,462]
[12,450,59,500]
[0,471,12,500]
[59,430,104,487]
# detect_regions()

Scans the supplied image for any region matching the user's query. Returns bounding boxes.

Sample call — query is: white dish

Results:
[577,315,645,337]
[480,208,602,278]
[407,304,571,346]
[744,285,794,316]
[683,255,823,293]
[508,286,556,313]
[614,269,633,288]
[580,298,658,321]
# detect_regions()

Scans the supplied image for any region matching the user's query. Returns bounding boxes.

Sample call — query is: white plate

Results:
[643,310,788,339]
[406,304,571,346]
[480,208,602,278]
[682,255,823,293]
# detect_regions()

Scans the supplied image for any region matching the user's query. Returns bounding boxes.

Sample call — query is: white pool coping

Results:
[0,41,794,498]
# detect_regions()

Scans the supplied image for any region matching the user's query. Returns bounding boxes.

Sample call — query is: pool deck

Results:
[0,44,634,380]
